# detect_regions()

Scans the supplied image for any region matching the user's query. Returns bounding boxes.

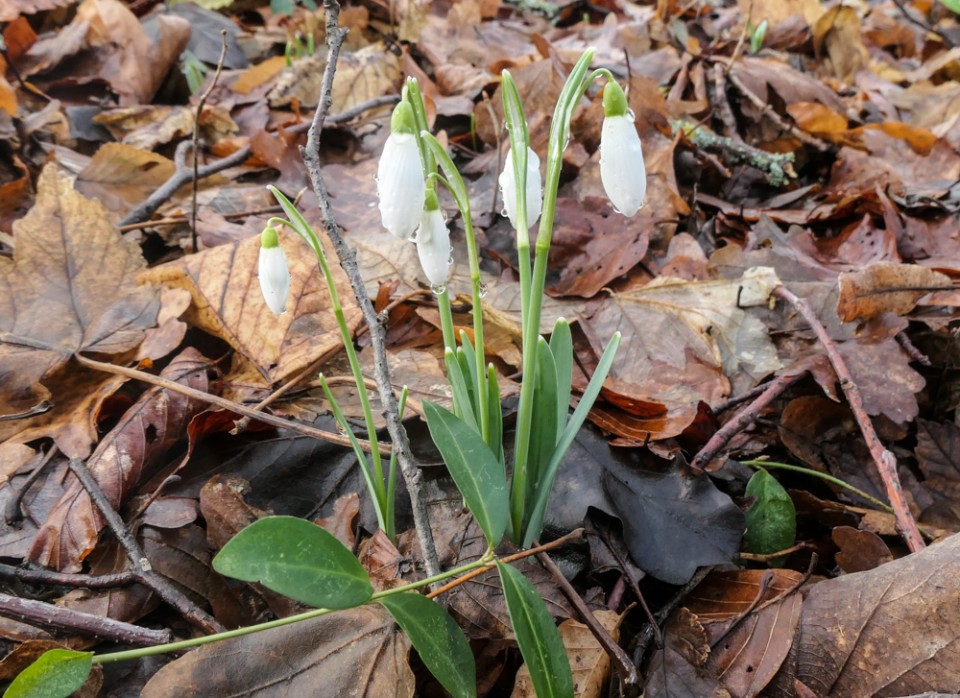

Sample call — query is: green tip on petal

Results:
[261,224,280,249]
[602,81,629,118]
[391,101,417,136]
[424,189,440,211]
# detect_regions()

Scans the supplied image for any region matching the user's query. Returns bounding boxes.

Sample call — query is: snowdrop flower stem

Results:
[420,133,490,445]
[403,77,436,191]
[265,187,394,539]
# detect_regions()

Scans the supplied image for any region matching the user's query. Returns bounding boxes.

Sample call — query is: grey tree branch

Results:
[300,0,441,580]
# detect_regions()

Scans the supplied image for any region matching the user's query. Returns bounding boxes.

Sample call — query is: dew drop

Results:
[431,283,446,296]
[478,282,489,299]
[501,207,509,218]
[447,255,454,266]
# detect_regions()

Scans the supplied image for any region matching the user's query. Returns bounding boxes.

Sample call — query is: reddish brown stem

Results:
[691,371,805,471]
[773,285,924,552]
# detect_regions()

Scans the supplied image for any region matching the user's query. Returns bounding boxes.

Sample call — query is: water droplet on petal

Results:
[431,283,446,296]
[501,208,508,217]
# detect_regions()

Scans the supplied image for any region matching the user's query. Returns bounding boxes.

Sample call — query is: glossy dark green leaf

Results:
[212,515,373,609]
[549,319,573,430]
[423,401,508,544]
[3,649,93,698]
[444,348,478,432]
[379,592,477,698]
[496,562,573,698]
[525,337,559,523]
[744,468,796,557]
[487,364,504,466]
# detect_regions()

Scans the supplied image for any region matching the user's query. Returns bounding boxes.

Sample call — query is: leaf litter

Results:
[0,0,960,695]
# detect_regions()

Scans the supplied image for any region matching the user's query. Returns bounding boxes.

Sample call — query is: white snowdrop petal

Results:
[416,208,451,286]
[600,115,646,217]
[258,245,291,315]
[377,133,425,239]
[498,146,542,230]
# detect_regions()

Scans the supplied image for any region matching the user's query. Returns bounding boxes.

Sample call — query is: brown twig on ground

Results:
[0,591,172,645]
[64,458,224,635]
[536,549,638,688]
[425,529,586,599]
[723,66,833,153]
[0,563,137,589]
[630,566,711,667]
[773,285,925,552]
[300,0,442,581]
[117,94,399,228]
[190,30,229,253]
[690,371,806,471]
[75,353,390,456]
[711,63,741,141]
[895,330,932,366]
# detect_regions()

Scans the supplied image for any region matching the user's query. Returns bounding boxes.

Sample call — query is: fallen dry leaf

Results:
[0,161,158,457]
[141,605,414,698]
[837,262,953,322]
[27,348,213,572]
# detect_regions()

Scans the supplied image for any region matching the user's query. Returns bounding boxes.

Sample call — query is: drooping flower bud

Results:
[377,102,426,240]
[498,146,542,230]
[416,191,451,287]
[600,81,646,217]
[258,224,290,315]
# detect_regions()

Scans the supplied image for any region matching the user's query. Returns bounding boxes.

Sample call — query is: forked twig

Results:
[300,0,442,580]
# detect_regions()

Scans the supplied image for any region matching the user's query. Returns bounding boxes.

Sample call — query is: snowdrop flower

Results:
[600,81,646,217]
[258,224,290,315]
[498,145,542,230]
[377,101,425,240]
[416,191,451,287]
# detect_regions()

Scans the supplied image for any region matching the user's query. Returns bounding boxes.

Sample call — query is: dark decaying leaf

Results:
[915,419,960,528]
[602,457,745,585]
[27,348,213,572]
[140,606,414,698]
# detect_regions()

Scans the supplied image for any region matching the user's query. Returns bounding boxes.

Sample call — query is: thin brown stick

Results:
[118,94,398,228]
[773,285,924,552]
[0,592,172,645]
[426,529,586,599]
[724,67,832,152]
[537,549,638,687]
[191,30,229,253]
[301,0,441,581]
[691,371,806,471]
[65,458,224,635]
[5,444,59,524]
[0,562,137,589]
[74,353,391,456]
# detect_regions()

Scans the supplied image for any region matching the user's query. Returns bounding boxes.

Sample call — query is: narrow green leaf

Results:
[744,469,796,558]
[549,319,573,431]
[523,332,620,547]
[457,335,480,416]
[940,0,960,15]
[267,186,325,260]
[379,593,477,698]
[496,562,573,698]
[487,364,503,466]
[523,338,559,526]
[423,401,508,544]
[3,649,93,698]
[444,348,478,432]
[213,516,373,609]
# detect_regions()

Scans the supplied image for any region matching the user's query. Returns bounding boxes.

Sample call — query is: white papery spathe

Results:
[258,226,290,315]
[377,102,425,240]
[416,206,452,287]
[498,146,542,230]
[599,114,646,217]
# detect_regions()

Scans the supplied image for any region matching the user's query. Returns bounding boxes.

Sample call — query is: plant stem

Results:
[92,552,497,666]
[741,459,893,512]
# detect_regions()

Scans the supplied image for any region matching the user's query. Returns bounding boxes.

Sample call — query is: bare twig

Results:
[191,30,229,253]
[890,0,955,48]
[75,353,390,456]
[300,0,442,580]
[691,371,806,471]
[895,330,931,366]
[773,285,925,552]
[537,549,638,688]
[723,67,832,152]
[0,592,172,645]
[65,458,224,635]
[0,563,137,589]
[117,94,398,229]
[630,566,711,667]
